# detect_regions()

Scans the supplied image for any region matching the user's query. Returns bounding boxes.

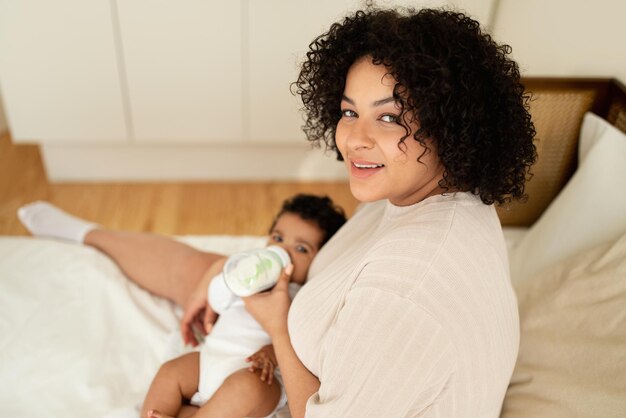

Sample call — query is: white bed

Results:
[2,232,529,417]
[1,81,626,417]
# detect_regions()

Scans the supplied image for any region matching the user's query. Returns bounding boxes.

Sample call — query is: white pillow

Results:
[509,112,626,284]
[578,112,613,162]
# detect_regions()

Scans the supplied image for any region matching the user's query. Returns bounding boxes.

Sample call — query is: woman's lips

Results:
[349,160,385,179]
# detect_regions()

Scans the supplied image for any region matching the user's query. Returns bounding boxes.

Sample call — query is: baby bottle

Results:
[222,245,291,297]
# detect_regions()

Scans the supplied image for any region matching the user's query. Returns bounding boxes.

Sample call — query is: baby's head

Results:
[267,194,346,285]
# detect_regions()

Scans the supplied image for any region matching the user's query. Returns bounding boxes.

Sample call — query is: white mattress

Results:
[0,230,526,417]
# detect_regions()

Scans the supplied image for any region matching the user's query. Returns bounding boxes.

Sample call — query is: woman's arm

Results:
[243,265,320,418]
[271,331,320,418]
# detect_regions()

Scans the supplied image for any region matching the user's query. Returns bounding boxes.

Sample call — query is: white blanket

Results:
[0,232,525,417]
[0,235,265,417]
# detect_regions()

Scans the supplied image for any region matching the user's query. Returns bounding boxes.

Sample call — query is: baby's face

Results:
[267,212,324,285]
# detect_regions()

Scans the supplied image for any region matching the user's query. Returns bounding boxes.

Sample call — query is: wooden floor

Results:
[0,132,358,236]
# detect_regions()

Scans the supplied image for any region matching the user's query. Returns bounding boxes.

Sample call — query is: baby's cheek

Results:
[291,264,307,285]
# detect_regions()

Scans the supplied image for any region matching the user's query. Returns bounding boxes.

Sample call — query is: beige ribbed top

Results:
[288,192,519,417]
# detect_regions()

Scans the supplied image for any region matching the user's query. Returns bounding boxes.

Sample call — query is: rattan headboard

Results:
[496,78,626,227]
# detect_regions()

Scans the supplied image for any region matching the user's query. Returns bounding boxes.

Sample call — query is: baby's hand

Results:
[246,344,277,385]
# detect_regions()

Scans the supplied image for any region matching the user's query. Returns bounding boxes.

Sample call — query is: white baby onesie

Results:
[190,273,298,414]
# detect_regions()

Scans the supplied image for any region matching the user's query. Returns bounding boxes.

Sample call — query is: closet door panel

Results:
[118,1,243,142]
[0,0,127,142]
[247,0,358,144]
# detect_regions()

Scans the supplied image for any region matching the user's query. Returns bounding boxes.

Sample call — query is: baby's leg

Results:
[195,368,282,418]
[141,352,200,418]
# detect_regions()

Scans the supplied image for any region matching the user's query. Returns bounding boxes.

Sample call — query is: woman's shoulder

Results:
[314,193,503,279]
[374,193,489,237]
[359,193,507,288]
[386,191,484,215]
[353,192,486,224]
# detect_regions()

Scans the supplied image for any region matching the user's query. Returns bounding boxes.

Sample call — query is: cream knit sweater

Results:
[288,192,519,417]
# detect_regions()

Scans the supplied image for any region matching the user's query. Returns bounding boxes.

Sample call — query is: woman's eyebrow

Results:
[341,94,354,105]
[372,96,396,106]
[341,94,396,107]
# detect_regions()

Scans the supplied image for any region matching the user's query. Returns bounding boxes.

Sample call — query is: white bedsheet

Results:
[0,231,525,417]
[0,235,265,417]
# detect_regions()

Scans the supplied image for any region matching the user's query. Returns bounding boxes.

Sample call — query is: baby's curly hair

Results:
[294,6,537,205]
[270,194,346,246]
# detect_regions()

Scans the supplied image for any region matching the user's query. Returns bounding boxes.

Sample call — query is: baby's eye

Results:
[341,109,357,118]
[295,245,309,254]
[380,114,399,123]
[270,234,283,243]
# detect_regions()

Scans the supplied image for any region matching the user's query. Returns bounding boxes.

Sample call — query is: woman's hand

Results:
[243,264,294,338]
[246,344,278,384]
[245,265,321,418]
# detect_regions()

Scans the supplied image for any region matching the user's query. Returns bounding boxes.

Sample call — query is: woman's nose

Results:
[345,119,374,150]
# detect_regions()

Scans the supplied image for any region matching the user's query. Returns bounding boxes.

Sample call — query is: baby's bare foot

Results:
[147,409,174,418]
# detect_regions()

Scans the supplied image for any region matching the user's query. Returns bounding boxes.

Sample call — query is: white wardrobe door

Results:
[117,1,243,143]
[0,0,127,143]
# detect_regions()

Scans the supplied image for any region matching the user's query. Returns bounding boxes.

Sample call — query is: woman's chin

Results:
[349,186,382,203]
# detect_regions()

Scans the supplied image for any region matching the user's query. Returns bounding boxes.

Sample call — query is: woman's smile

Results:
[350,159,385,178]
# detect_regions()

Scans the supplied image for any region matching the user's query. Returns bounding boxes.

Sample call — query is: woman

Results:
[19,7,536,418]
[243,7,536,418]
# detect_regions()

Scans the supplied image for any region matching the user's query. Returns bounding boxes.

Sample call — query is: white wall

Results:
[491,0,626,83]
[3,0,625,180]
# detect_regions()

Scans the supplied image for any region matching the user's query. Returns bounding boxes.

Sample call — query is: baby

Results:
[141,194,346,418]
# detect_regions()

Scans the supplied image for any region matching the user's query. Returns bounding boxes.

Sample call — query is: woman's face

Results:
[335,56,446,206]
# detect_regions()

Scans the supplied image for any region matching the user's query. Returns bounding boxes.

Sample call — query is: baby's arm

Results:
[180,257,227,346]
[246,344,278,384]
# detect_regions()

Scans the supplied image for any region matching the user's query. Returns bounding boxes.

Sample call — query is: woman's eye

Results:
[341,109,357,118]
[295,245,309,254]
[380,114,399,123]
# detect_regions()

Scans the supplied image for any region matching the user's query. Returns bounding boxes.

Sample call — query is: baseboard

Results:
[40,142,348,181]
[0,101,7,135]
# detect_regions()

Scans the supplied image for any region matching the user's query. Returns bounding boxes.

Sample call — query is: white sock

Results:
[17,201,98,243]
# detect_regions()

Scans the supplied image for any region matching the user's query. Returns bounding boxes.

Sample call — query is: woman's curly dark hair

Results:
[269,194,347,246]
[293,6,537,205]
